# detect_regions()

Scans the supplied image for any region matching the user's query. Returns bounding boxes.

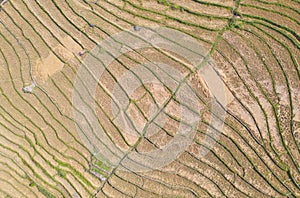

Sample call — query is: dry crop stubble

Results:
[0,0,299,197]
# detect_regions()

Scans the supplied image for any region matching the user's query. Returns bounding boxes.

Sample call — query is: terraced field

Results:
[0,0,299,197]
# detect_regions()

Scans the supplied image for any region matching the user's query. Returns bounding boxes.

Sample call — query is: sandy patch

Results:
[33,36,82,83]
[34,51,64,83]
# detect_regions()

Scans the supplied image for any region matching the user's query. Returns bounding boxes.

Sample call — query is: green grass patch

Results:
[57,169,67,178]
[95,160,111,171]
[37,185,56,198]
[29,182,36,187]
[157,0,170,6]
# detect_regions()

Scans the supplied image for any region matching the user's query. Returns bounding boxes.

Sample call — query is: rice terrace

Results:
[0,0,299,197]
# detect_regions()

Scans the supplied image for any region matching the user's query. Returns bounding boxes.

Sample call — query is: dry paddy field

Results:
[0,0,299,197]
